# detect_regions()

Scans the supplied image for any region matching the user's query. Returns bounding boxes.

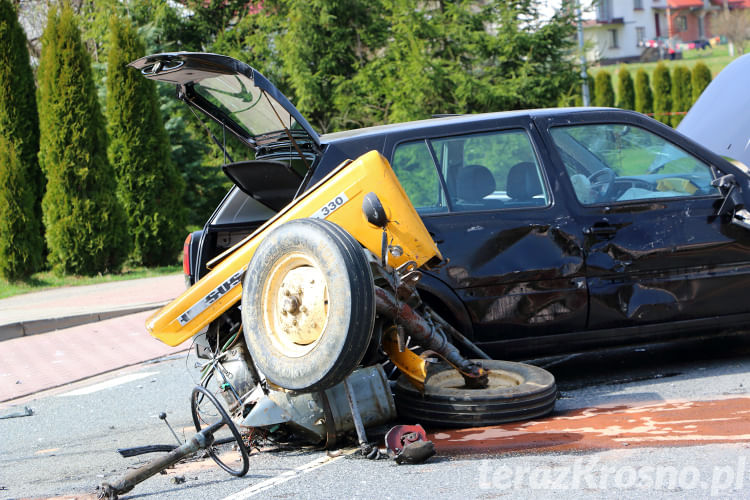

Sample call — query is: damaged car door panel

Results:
[314,112,750,358]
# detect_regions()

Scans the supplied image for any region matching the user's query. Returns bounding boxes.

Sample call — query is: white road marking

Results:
[57,371,159,397]
[222,448,357,500]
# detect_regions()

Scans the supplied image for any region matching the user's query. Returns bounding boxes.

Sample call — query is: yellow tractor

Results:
[131,52,556,452]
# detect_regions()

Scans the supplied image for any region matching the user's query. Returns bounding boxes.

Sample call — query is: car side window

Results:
[391,140,447,214]
[549,124,719,205]
[391,129,549,213]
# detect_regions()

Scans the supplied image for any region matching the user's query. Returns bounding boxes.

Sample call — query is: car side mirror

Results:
[712,173,744,217]
[362,192,388,228]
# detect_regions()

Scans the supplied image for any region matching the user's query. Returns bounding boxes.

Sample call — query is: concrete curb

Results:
[0,301,168,342]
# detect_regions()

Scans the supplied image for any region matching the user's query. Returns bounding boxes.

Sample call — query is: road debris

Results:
[99,386,249,499]
[385,424,435,465]
[0,406,33,419]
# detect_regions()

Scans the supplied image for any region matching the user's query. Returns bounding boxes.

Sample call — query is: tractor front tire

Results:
[242,219,375,391]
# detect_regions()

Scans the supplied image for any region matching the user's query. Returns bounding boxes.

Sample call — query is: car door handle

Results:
[428,231,444,244]
[584,222,617,238]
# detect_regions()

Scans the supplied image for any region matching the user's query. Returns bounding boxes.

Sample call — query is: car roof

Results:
[319,107,615,144]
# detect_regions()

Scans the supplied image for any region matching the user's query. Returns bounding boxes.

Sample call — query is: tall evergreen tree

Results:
[106,15,185,266]
[671,65,692,127]
[594,71,614,107]
[691,62,712,103]
[652,62,672,126]
[0,137,43,280]
[616,67,635,110]
[634,69,653,116]
[0,0,43,279]
[38,4,127,275]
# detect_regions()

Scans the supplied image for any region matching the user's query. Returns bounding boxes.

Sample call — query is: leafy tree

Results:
[594,71,614,107]
[634,69,653,116]
[182,0,254,51]
[616,67,635,110]
[77,0,230,228]
[557,82,583,107]
[652,62,672,126]
[335,0,579,128]
[137,0,234,227]
[211,0,388,133]
[106,15,186,265]
[713,9,750,55]
[691,62,712,103]
[671,65,692,127]
[37,4,127,275]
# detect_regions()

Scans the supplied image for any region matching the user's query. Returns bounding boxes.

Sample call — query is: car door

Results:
[386,119,588,350]
[539,113,750,332]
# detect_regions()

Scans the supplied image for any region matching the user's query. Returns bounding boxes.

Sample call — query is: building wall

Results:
[665,9,722,42]
[583,0,660,63]
[582,0,743,64]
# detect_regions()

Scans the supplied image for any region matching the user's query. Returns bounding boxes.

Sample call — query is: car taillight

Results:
[182,233,192,279]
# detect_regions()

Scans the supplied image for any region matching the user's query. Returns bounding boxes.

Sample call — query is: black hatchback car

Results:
[133,52,750,360]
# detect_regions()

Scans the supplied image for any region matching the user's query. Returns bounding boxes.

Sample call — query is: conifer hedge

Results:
[37,5,127,275]
[652,62,672,126]
[0,136,43,280]
[594,71,614,107]
[691,62,712,103]
[634,69,653,116]
[106,15,186,266]
[0,0,43,279]
[671,65,692,127]
[586,76,595,106]
[616,67,635,110]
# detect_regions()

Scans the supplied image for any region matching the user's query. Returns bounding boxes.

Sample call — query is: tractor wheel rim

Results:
[425,367,523,391]
[262,253,329,357]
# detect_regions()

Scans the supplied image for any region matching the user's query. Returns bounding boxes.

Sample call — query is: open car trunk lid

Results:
[129,52,320,153]
[129,52,321,212]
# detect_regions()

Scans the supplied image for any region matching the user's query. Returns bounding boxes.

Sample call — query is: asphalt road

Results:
[2,334,750,499]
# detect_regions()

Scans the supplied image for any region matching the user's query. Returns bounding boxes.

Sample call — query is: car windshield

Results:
[193,74,306,138]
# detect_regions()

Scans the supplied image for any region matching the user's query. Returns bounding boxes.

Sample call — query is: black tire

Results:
[394,359,557,428]
[242,218,375,391]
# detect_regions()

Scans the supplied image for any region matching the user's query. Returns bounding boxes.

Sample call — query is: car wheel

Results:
[242,218,375,391]
[394,359,557,428]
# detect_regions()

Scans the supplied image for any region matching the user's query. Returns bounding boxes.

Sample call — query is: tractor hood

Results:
[678,53,750,169]
[129,52,320,155]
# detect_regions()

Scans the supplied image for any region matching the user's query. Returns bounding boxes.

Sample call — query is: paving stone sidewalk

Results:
[0,274,185,341]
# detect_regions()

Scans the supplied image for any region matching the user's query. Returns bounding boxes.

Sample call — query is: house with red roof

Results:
[582,0,750,64]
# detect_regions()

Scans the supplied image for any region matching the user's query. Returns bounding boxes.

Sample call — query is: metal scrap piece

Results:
[0,406,33,419]
[385,424,436,465]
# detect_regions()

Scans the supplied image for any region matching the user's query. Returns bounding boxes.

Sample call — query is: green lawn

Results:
[0,265,182,299]
[592,44,737,79]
